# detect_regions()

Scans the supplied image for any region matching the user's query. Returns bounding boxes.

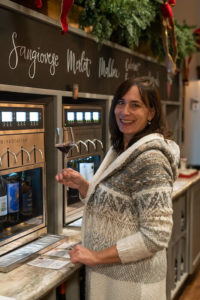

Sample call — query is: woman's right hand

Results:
[55,168,89,198]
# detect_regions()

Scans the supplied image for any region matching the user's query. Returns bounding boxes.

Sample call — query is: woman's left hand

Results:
[69,245,99,266]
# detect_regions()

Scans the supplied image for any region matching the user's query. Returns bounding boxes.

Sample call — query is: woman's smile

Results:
[120,119,134,124]
[119,119,136,128]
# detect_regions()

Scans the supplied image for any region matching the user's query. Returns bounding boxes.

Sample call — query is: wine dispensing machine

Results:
[63,104,105,223]
[0,103,46,250]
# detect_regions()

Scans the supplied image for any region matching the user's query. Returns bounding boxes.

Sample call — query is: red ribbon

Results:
[194,28,200,46]
[168,0,176,6]
[161,3,173,19]
[161,0,177,87]
[60,0,74,34]
[161,3,173,27]
[183,28,200,83]
[34,0,42,9]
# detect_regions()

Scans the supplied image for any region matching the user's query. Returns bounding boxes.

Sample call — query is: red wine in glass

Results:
[55,127,76,156]
[55,142,75,155]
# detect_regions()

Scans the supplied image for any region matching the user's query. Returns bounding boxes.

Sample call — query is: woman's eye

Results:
[131,103,140,108]
[117,99,124,105]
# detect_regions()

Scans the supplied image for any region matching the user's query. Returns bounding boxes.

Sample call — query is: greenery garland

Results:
[175,21,197,63]
[75,0,197,64]
[76,0,163,45]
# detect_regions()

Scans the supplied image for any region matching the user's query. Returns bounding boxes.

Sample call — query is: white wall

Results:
[173,0,199,25]
[173,0,200,163]
[173,0,200,80]
[184,81,200,165]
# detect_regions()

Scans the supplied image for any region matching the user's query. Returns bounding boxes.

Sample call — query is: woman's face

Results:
[114,85,155,148]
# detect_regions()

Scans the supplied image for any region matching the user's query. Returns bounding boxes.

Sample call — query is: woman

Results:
[56,76,180,300]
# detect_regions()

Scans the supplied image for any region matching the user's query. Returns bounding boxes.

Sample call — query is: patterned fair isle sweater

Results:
[81,133,180,300]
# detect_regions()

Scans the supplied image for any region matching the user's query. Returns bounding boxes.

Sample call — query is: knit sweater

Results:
[81,133,180,300]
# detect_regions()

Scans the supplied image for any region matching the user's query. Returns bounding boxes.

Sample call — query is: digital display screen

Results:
[16,112,26,122]
[76,112,83,121]
[93,112,99,122]
[85,112,91,121]
[67,112,75,121]
[2,111,13,122]
[29,112,39,122]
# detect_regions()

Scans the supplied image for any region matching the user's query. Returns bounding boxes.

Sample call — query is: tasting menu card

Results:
[27,241,79,270]
[27,257,70,270]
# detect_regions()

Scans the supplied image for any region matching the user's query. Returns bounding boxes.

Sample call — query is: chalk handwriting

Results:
[125,58,141,73]
[99,57,120,78]
[124,58,141,80]
[147,71,160,87]
[8,32,59,79]
[66,49,91,77]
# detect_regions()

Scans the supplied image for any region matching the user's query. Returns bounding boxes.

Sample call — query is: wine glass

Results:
[55,127,76,156]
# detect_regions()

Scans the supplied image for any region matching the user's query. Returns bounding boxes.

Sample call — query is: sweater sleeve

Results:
[116,150,174,264]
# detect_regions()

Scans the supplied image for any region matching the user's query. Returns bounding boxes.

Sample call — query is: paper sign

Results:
[44,249,70,259]
[27,257,70,269]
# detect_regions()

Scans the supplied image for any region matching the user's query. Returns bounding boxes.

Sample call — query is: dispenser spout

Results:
[7,149,17,164]
[73,143,80,153]
[85,139,96,151]
[21,147,31,161]
[76,140,88,151]
[93,139,104,150]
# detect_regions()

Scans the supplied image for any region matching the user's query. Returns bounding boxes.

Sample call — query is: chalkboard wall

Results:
[0,5,178,100]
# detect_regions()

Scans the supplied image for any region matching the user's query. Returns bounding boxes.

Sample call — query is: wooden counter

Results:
[0,228,81,300]
[173,172,200,199]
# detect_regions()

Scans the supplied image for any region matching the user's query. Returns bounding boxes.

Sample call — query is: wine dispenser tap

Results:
[85,139,96,151]
[21,147,31,162]
[76,140,88,152]
[93,139,104,150]
[73,143,80,153]
[8,149,17,164]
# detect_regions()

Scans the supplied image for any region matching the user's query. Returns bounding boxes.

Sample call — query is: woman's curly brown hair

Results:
[109,76,172,153]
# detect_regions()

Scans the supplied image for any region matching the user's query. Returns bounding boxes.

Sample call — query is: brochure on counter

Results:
[27,257,71,270]
[27,240,81,269]
[44,248,70,259]
[43,240,80,258]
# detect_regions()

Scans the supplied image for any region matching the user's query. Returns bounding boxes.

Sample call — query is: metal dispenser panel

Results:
[0,104,45,171]
[62,104,105,223]
[0,103,46,251]
[63,105,103,159]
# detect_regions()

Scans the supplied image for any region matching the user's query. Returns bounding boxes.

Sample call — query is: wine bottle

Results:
[180,210,185,231]
[56,282,66,300]
[0,176,7,225]
[174,258,178,283]
[20,171,33,219]
[180,256,184,276]
[7,173,20,224]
